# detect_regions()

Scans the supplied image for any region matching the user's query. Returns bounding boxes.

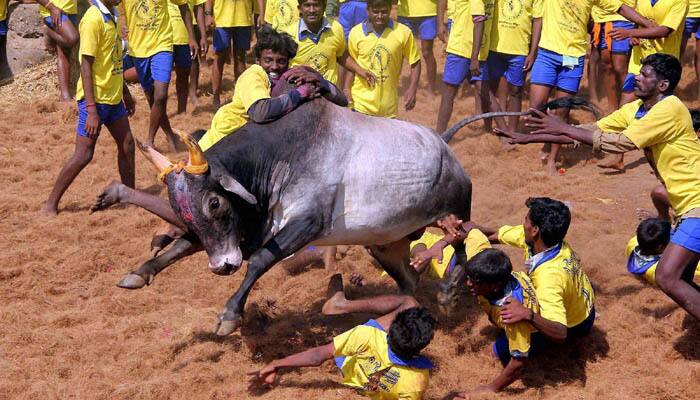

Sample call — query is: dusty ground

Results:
[1,39,699,400]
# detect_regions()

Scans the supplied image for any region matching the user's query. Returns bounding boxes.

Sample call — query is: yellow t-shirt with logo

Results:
[592,0,635,23]
[333,322,431,400]
[285,20,346,85]
[398,0,437,17]
[1,0,9,21]
[628,0,687,75]
[478,271,539,358]
[539,0,622,57]
[214,0,253,27]
[598,96,700,217]
[76,6,124,105]
[120,0,187,58]
[408,229,491,280]
[39,0,77,18]
[689,0,700,18]
[198,64,271,151]
[498,225,595,328]
[348,21,421,118]
[490,0,542,56]
[264,0,299,31]
[168,2,189,45]
[625,236,700,286]
[446,0,495,61]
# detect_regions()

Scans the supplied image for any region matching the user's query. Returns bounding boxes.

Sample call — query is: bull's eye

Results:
[210,197,220,211]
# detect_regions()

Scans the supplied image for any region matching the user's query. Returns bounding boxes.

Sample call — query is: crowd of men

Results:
[2,0,698,398]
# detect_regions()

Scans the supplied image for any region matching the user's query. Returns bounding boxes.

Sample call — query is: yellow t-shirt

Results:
[447,0,456,20]
[625,236,700,286]
[498,225,595,328]
[253,0,261,15]
[333,321,432,400]
[591,0,636,23]
[76,6,124,105]
[597,96,700,217]
[348,21,421,118]
[689,0,700,18]
[539,0,622,57]
[284,19,346,85]
[168,2,189,45]
[0,0,8,21]
[409,229,491,280]
[628,0,688,75]
[39,0,77,18]
[478,271,539,358]
[398,0,438,17]
[264,0,299,31]
[214,0,253,28]
[490,0,542,56]
[120,0,187,58]
[198,64,271,151]
[446,0,495,61]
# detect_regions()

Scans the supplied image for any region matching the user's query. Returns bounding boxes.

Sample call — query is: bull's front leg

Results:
[213,215,323,336]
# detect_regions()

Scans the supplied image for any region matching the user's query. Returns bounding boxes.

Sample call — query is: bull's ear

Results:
[217,174,257,205]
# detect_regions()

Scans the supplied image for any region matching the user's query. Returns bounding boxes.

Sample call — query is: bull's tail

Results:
[440,96,601,144]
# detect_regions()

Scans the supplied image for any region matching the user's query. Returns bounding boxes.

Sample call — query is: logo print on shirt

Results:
[369,44,391,82]
[276,0,295,29]
[502,0,523,20]
[135,0,162,31]
[309,53,329,74]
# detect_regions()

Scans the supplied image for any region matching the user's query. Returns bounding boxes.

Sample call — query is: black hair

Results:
[464,248,513,284]
[254,26,298,60]
[525,197,571,247]
[367,0,393,9]
[298,0,327,6]
[637,218,671,255]
[387,307,436,359]
[690,109,700,132]
[641,53,682,95]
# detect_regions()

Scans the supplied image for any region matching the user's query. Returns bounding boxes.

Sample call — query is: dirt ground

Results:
[1,39,699,400]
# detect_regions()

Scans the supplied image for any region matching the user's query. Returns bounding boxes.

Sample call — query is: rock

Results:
[7,4,44,39]
[1,4,49,81]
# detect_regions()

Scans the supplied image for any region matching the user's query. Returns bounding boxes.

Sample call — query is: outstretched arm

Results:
[248,343,335,385]
[617,4,655,29]
[247,84,318,123]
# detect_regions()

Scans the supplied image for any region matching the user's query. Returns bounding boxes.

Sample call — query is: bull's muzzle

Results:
[208,262,241,276]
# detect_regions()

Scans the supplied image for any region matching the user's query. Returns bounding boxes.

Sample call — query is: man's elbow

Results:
[551,328,567,343]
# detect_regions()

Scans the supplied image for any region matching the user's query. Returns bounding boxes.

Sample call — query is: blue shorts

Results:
[685,17,700,39]
[622,72,636,92]
[530,47,584,94]
[671,217,700,253]
[493,308,595,366]
[43,13,78,30]
[0,19,7,36]
[173,44,192,69]
[487,52,526,87]
[213,26,252,53]
[442,53,488,86]
[132,51,173,92]
[76,99,128,137]
[592,21,634,54]
[123,54,134,70]
[338,0,368,39]
[447,18,452,33]
[398,16,437,41]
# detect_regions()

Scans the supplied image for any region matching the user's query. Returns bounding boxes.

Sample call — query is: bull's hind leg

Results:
[438,242,467,313]
[117,234,202,289]
[367,237,420,295]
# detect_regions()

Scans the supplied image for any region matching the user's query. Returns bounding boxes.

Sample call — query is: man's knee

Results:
[121,132,135,155]
[421,42,434,57]
[153,86,169,104]
[508,84,523,98]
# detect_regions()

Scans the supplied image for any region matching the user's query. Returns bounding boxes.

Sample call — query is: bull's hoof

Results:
[116,272,152,289]
[213,314,242,336]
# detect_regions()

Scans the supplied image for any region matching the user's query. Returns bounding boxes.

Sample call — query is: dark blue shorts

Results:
[685,17,700,39]
[622,72,636,92]
[43,13,78,30]
[671,217,700,253]
[132,51,173,92]
[338,0,368,39]
[76,99,128,137]
[592,21,634,54]
[0,19,7,36]
[487,52,526,87]
[173,44,192,68]
[213,26,252,53]
[398,16,437,41]
[493,308,596,366]
[123,54,134,70]
[442,53,488,86]
[530,47,584,94]
[446,18,452,33]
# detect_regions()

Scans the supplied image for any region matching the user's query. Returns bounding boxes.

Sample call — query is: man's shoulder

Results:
[80,7,107,30]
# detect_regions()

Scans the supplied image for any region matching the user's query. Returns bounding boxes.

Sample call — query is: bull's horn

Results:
[175,129,208,174]
[135,139,173,172]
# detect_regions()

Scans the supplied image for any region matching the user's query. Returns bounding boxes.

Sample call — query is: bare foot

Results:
[349,272,366,287]
[212,96,221,110]
[322,274,347,315]
[90,181,126,213]
[636,208,656,220]
[39,202,58,216]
